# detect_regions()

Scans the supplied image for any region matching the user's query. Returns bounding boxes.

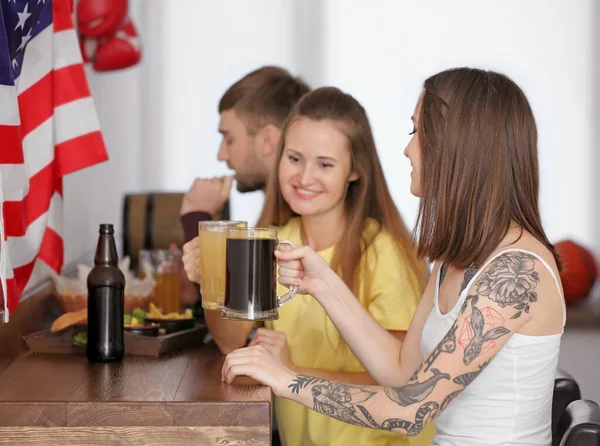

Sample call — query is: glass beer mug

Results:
[198,220,247,309]
[221,227,298,321]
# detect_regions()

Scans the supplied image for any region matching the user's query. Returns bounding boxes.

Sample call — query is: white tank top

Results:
[420,249,565,446]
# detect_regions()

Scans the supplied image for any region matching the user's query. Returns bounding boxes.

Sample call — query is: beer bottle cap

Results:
[99,224,114,234]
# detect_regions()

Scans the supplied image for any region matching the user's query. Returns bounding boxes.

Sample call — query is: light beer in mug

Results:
[198,220,247,309]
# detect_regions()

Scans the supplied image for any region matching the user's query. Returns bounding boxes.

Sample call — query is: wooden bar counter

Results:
[0,344,272,445]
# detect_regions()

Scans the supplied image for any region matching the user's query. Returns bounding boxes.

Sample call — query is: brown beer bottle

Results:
[87,224,125,363]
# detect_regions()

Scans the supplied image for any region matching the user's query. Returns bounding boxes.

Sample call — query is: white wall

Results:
[61,0,145,265]
[319,0,596,250]
[151,0,299,227]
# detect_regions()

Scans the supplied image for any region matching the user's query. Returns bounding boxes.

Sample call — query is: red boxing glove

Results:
[79,35,97,63]
[76,0,128,39]
[93,18,141,71]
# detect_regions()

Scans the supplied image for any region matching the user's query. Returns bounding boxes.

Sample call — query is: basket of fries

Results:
[50,257,156,314]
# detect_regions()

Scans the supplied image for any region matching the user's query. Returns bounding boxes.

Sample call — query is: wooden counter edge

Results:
[0,401,272,428]
[0,426,270,446]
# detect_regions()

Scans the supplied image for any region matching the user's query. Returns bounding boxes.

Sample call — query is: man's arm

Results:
[204,311,257,354]
[180,177,233,217]
[181,211,212,243]
[179,176,234,248]
[180,210,212,306]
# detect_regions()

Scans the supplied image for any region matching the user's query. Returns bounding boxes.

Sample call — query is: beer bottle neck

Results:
[94,234,118,266]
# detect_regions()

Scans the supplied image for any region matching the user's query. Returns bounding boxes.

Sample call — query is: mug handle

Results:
[276,239,298,306]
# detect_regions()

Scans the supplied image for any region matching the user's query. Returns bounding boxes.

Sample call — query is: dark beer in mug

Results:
[224,238,278,315]
[222,227,297,321]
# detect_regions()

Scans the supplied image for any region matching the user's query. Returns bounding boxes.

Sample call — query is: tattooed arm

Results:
[272,245,437,386]
[248,327,404,385]
[299,262,438,387]
[223,252,544,436]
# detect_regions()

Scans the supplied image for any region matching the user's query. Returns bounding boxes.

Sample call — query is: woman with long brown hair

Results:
[182,86,432,445]
[250,86,431,446]
[222,68,566,445]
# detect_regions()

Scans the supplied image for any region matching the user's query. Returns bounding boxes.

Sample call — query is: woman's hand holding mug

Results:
[275,245,336,298]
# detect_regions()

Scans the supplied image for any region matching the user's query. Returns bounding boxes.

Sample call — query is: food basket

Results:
[50,257,156,314]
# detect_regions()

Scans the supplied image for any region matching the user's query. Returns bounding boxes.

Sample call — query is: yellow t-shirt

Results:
[265,218,435,446]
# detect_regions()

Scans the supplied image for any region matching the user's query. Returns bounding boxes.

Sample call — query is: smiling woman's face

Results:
[278,117,358,218]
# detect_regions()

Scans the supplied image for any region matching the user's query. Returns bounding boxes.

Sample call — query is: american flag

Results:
[0,0,108,321]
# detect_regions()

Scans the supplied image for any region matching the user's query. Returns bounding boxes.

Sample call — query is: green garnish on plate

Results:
[73,332,87,344]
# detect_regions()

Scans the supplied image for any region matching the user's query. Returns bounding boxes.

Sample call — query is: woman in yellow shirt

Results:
[248,86,433,446]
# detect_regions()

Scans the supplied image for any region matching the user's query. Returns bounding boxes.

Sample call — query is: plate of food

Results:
[144,303,194,334]
[124,308,160,336]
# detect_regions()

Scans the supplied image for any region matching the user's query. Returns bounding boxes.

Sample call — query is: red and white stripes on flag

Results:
[0,0,108,321]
